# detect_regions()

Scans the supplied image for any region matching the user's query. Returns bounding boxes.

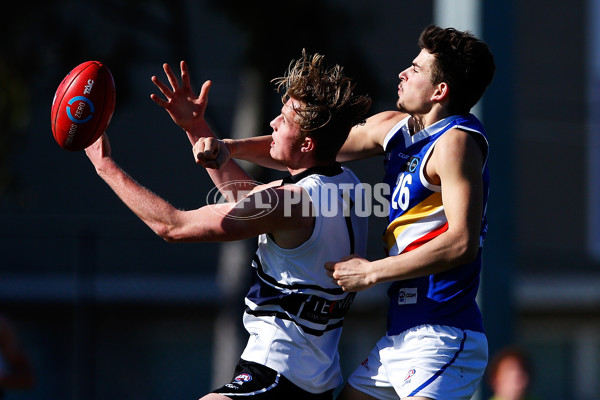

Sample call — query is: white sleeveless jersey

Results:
[240,164,368,393]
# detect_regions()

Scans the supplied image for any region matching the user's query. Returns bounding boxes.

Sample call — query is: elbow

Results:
[153,222,185,243]
[454,235,480,265]
[154,224,177,242]
[149,209,193,243]
[154,222,213,243]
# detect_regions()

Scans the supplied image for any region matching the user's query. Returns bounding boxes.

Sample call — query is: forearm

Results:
[336,131,385,162]
[368,231,477,285]
[205,157,258,202]
[226,136,287,171]
[225,133,382,167]
[94,160,181,239]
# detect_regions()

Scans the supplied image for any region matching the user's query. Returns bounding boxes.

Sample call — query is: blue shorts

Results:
[347,325,488,400]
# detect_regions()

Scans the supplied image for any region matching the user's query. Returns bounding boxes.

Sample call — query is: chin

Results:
[396,101,405,112]
[269,148,282,163]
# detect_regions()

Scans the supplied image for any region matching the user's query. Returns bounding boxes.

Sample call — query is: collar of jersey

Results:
[281,162,343,185]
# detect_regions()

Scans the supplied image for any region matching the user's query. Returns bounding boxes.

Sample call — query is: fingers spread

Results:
[151,75,173,99]
[163,63,180,90]
[150,93,168,108]
[199,80,212,102]
[180,60,192,92]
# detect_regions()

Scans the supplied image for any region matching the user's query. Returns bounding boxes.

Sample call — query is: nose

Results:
[270,114,282,131]
[398,66,410,81]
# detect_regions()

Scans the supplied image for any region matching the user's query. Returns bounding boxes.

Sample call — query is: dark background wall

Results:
[1,1,599,399]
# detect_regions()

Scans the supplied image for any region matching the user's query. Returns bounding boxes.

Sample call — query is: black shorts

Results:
[212,359,334,400]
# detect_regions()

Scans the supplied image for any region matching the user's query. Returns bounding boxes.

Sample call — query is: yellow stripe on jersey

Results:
[384,192,445,252]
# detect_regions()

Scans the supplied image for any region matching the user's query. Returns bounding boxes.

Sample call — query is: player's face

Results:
[269,98,305,165]
[396,49,438,114]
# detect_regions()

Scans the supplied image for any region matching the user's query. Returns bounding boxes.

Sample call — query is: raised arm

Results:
[215,110,407,170]
[151,61,261,193]
[337,110,406,161]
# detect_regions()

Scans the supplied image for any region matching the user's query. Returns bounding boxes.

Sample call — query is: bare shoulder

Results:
[435,127,485,161]
[428,127,485,182]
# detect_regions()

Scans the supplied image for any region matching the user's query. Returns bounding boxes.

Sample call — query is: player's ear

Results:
[300,136,315,153]
[431,82,449,102]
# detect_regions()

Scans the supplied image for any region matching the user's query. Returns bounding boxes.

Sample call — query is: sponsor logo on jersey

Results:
[397,288,418,305]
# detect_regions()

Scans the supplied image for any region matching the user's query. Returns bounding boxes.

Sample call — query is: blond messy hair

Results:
[272,50,372,160]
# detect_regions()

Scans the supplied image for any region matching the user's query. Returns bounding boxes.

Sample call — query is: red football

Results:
[51,61,116,151]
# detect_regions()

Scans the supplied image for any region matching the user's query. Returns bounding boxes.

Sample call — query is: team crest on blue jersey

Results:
[407,156,420,173]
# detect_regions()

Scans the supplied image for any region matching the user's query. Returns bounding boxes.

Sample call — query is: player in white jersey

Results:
[201,26,496,400]
[84,51,371,399]
[239,165,367,395]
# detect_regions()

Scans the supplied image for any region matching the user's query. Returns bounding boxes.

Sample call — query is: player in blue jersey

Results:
[84,51,371,399]
[325,26,495,400]
[199,26,496,400]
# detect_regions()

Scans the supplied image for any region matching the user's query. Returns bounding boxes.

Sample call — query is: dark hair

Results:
[419,25,495,115]
[487,346,533,383]
[272,50,372,160]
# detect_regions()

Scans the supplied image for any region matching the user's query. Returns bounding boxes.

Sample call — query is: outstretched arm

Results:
[84,133,309,244]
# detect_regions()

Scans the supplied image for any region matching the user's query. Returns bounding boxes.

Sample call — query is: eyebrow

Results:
[282,103,296,121]
[412,62,421,69]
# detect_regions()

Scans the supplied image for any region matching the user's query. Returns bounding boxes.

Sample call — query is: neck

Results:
[287,158,337,176]
[409,107,453,135]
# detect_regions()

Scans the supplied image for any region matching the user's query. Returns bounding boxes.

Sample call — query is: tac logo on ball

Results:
[66,96,95,124]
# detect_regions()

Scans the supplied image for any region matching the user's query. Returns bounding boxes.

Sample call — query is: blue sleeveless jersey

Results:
[382,114,489,335]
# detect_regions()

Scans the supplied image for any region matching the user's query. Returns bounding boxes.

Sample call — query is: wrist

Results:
[222,138,237,157]
[95,158,119,177]
[365,259,383,286]
[186,120,215,142]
